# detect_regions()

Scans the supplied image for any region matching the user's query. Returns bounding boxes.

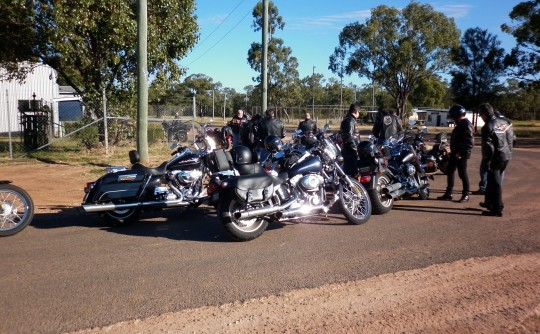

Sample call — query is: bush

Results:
[75,124,99,149]
[148,123,164,145]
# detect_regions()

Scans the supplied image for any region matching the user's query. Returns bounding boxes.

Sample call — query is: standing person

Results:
[437,104,474,203]
[228,109,248,146]
[297,112,318,146]
[477,109,514,194]
[372,108,403,141]
[340,103,361,176]
[257,109,285,162]
[478,103,514,217]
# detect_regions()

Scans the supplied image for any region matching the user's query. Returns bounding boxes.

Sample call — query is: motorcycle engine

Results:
[173,169,203,185]
[401,163,416,177]
[299,174,324,192]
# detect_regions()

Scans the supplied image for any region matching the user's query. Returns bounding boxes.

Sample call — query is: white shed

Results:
[413,108,484,129]
[0,63,60,135]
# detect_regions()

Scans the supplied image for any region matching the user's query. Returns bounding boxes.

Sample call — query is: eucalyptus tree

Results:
[0,0,198,116]
[329,2,460,117]
[502,0,540,84]
[450,28,506,109]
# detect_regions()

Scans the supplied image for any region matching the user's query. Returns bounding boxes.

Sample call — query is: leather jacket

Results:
[450,118,474,159]
[481,115,513,167]
[340,114,359,154]
[297,119,318,135]
[372,112,403,140]
[259,116,285,140]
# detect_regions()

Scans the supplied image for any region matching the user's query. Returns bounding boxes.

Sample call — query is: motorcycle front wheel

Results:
[218,196,268,241]
[339,177,372,225]
[0,183,34,237]
[416,171,430,200]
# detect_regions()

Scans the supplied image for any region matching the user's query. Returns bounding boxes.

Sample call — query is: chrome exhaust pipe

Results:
[382,183,402,195]
[277,204,327,218]
[82,199,190,213]
[233,195,298,220]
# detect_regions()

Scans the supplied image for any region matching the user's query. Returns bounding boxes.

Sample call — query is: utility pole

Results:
[312,66,316,115]
[136,0,148,162]
[261,0,268,114]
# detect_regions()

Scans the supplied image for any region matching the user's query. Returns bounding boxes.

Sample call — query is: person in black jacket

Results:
[297,112,318,146]
[340,103,361,176]
[228,109,248,146]
[372,108,403,140]
[257,109,285,163]
[438,105,474,203]
[478,103,514,217]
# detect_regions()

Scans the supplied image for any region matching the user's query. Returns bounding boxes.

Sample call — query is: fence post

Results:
[5,89,13,159]
[102,87,109,155]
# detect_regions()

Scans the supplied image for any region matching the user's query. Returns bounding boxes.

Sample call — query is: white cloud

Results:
[435,4,473,19]
[287,10,371,31]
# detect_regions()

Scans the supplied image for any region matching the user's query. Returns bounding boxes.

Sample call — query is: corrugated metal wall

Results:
[0,63,59,134]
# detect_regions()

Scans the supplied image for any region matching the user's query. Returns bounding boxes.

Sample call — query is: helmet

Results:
[264,135,283,153]
[231,145,252,165]
[448,105,466,118]
[357,141,381,160]
[434,132,447,144]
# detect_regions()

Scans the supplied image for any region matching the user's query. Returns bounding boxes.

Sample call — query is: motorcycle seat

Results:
[236,163,266,175]
[236,172,273,190]
[131,161,168,176]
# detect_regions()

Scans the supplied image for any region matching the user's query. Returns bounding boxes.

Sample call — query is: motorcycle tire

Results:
[101,207,141,226]
[368,174,393,215]
[176,131,188,143]
[0,183,34,237]
[338,177,372,225]
[218,195,268,241]
[415,171,430,200]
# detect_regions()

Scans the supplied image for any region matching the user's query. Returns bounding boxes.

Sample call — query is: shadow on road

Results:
[30,205,288,242]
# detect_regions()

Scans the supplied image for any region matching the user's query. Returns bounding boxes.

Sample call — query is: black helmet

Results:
[448,104,466,118]
[357,141,381,160]
[231,145,252,165]
[264,135,283,153]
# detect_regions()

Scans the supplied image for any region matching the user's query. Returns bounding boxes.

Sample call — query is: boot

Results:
[458,193,470,203]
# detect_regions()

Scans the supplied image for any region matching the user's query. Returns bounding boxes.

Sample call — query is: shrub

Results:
[148,123,164,145]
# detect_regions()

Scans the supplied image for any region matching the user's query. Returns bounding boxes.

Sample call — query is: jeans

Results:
[484,160,509,214]
[445,156,470,195]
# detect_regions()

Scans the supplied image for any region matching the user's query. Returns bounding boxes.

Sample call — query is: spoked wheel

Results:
[218,196,268,241]
[0,183,34,237]
[101,206,141,226]
[176,131,188,143]
[338,177,372,225]
[368,173,393,215]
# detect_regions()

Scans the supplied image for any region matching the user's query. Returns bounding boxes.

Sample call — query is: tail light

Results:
[359,175,371,183]
[207,181,220,195]
[84,182,95,193]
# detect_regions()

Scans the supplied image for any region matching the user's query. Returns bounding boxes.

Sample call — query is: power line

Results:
[187,6,252,67]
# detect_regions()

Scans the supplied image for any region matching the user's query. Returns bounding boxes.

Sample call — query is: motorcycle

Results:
[378,123,431,201]
[162,119,191,142]
[423,132,450,175]
[0,181,34,237]
[81,124,223,224]
[216,125,372,242]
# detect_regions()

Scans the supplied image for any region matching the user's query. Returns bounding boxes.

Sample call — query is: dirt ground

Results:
[1,162,539,334]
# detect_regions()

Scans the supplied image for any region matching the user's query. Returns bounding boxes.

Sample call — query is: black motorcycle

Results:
[0,181,34,237]
[378,124,430,201]
[216,125,372,242]
[81,127,229,225]
[423,132,450,175]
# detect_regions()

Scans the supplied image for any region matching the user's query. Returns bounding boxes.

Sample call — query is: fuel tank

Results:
[288,155,322,178]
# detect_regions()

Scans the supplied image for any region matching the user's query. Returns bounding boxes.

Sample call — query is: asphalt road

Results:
[1,142,540,334]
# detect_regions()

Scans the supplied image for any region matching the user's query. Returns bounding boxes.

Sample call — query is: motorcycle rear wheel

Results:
[368,174,393,215]
[0,184,34,237]
[101,207,141,226]
[219,197,268,241]
[416,172,430,200]
[339,178,372,225]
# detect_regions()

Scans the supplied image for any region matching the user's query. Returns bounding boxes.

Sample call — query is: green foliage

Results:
[330,2,460,117]
[450,28,506,109]
[502,1,540,84]
[74,123,100,150]
[147,123,164,145]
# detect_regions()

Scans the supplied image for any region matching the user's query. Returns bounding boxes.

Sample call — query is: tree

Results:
[0,0,198,115]
[450,28,506,109]
[247,1,300,110]
[502,0,540,84]
[329,2,460,118]
[409,76,448,109]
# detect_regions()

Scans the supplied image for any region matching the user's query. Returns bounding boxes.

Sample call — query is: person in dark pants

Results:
[437,105,474,203]
[478,103,514,217]
[340,103,361,176]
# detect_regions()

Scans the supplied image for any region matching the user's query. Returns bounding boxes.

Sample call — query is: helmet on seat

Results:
[434,132,447,143]
[448,105,466,118]
[231,145,252,165]
[264,135,283,153]
[357,141,381,160]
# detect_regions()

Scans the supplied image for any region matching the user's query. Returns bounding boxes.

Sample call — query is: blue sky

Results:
[180,0,521,92]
